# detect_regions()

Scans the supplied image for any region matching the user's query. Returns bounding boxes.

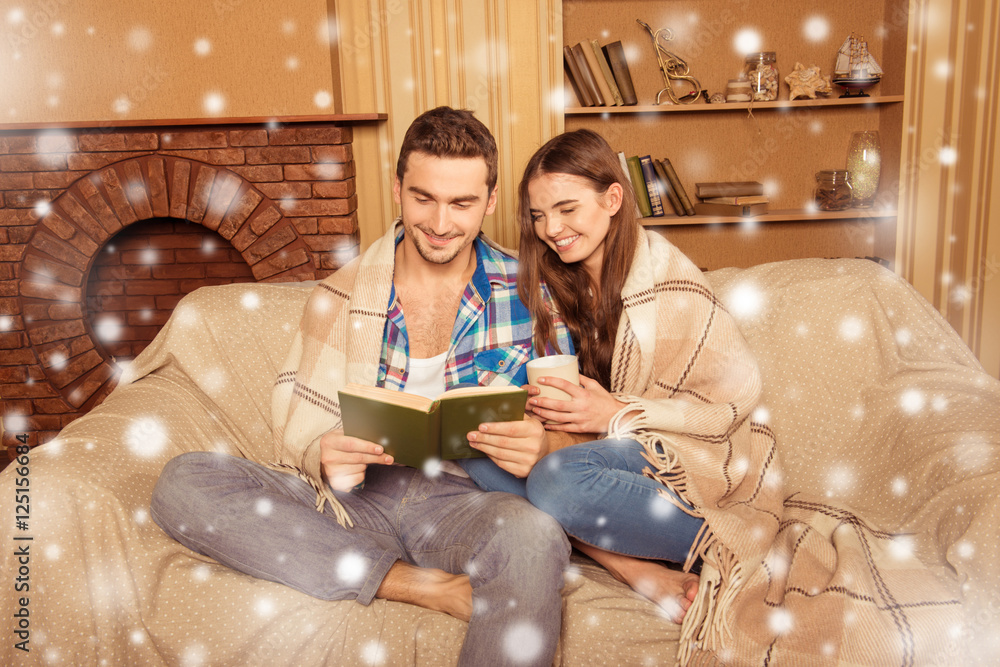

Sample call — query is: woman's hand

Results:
[466,415,549,478]
[526,374,627,433]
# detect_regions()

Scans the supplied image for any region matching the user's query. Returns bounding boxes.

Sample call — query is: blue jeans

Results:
[151,452,569,667]
[459,439,703,563]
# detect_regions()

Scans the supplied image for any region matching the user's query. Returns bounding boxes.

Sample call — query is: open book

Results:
[338,383,528,469]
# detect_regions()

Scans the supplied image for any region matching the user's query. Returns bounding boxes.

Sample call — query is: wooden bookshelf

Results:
[566,96,905,115]
[562,0,910,270]
[640,208,898,226]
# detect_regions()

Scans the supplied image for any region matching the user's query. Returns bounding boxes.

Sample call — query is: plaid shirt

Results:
[378,231,573,391]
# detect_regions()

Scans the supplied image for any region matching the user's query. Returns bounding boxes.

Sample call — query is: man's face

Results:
[393,151,498,267]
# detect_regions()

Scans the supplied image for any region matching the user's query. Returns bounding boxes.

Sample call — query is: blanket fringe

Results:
[266,461,354,528]
[609,403,746,666]
[678,542,743,666]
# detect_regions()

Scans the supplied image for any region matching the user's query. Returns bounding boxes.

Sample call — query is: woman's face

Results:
[527,172,622,279]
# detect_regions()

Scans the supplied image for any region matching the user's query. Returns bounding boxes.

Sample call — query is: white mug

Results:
[526,355,580,404]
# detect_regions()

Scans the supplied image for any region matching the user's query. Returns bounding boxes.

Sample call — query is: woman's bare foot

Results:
[572,539,699,624]
[376,561,473,621]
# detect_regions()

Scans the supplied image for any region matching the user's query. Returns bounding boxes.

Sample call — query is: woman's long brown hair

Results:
[517,129,640,390]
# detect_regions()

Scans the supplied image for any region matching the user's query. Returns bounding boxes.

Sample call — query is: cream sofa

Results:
[2,257,997,665]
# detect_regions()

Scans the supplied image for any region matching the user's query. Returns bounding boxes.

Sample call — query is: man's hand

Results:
[526,374,628,433]
[319,429,393,491]
[467,415,549,478]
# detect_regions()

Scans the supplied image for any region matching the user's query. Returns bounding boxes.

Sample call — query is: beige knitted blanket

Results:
[608,231,964,665]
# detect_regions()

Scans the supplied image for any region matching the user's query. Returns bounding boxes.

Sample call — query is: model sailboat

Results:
[833,34,883,97]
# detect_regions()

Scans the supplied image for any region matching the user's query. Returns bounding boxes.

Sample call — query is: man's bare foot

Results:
[572,539,699,624]
[376,561,473,621]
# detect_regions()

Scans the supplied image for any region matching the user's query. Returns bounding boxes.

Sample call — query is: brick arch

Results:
[17,156,316,412]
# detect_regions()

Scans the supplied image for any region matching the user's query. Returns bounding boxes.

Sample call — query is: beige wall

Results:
[0,0,339,122]
[897,0,1000,378]
[335,0,563,249]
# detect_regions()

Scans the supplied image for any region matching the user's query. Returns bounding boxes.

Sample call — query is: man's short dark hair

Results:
[396,106,498,192]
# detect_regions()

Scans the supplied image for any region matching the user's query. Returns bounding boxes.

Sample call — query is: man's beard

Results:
[408,221,479,265]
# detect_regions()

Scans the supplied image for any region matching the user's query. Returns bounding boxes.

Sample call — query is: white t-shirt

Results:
[401,352,469,478]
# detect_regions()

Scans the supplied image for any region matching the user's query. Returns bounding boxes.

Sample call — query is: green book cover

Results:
[626,156,653,217]
[338,384,527,469]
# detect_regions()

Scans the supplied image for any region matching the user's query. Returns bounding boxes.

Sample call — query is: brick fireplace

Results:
[0,114,384,461]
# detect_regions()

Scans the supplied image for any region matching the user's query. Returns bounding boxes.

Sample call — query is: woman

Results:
[463,129,777,628]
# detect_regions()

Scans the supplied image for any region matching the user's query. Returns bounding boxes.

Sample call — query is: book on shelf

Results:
[563,45,595,106]
[578,41,618,106]
[700,195,769,205]
[338,383,527,469]
[617,152,642,217]
[651,159,685,216]
[588,39,624,106]
[602,41,638,106]
[638,156,665,217]
[660,158,696,216]
[571,43,605,105]
[625,156,653,217]
[693,201,768,217]
[694,181,765,198]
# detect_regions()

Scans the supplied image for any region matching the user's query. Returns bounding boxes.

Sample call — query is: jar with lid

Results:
[814,170,853,211]
[744,52,778,101]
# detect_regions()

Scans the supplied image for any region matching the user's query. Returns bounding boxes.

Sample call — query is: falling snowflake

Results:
[34,200,51,216]
[955,541,974,559]
[422,457,443,478]
[128,27,153,52]
[204,92,226,115]
[173,304,200,326]
[130,629,146,645]
[502,622,544,664]
[44,544,62,560]
[649,495,676,520]
[49,351,67,370]
[900,389,926,414]
[193,38,211,56]
[337,552,367,584]
[361,639,387,666]
[804,16,830,41]
[889,535,914,560]
[125,417,168,458]
[180,643,208,667]
[0,315,11,331]
[314,90,333,109]
[932,396,949,411]
[94,315,123,342]
[134,508,149,524]
[891,476,908,496]
[240,292,260,310]
[192,564,212,582]
[254,596,276,618]
[895,328,912,346]
[255,498,274,517]
[726,282,764,318]
[752,406,770,424]
[733,29,762,55]
[826,464,855,497]
[839,316,865,341]
[769,607,794,635]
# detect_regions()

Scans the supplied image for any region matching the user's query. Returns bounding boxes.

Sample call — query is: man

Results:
[151,107,574,666]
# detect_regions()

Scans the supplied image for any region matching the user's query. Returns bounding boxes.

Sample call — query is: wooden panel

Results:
[649,218,890,271]
[2,0,338,123]
[337,0,564,249]
[896,0,1000,377]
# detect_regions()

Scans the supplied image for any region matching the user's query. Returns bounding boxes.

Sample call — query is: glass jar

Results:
[815,170,853,211]
[744,52,779,101]
[846,131,882,208]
